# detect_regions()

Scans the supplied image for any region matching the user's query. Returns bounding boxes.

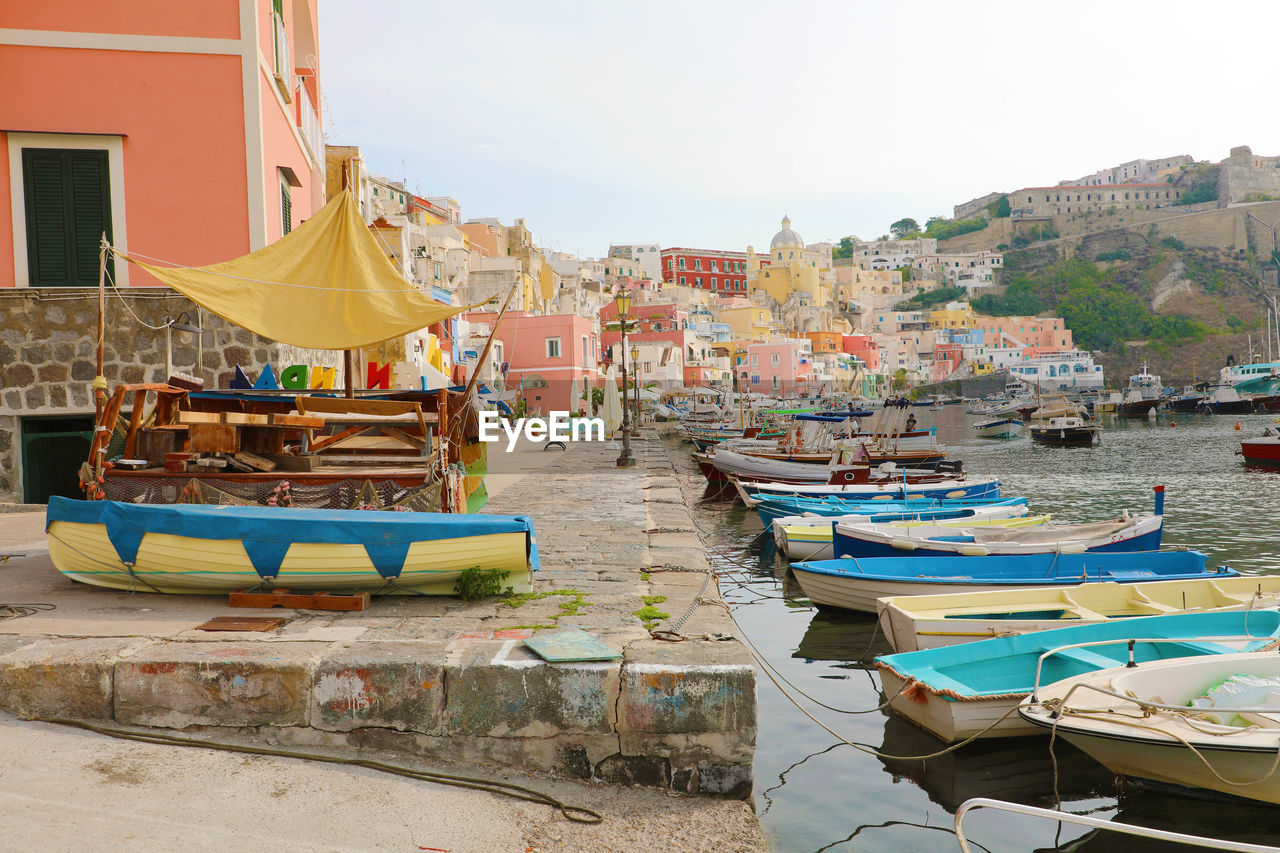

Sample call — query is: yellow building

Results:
[720,305,774,342]
[928,302,976,330]
[751,216,826,304]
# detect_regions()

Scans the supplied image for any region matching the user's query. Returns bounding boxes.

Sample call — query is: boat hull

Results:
[1029,426,1099,446]
[1117,399,1160,417]
[878,663,1039,741]
[46,498,537,595]
[1241,436,1280,467]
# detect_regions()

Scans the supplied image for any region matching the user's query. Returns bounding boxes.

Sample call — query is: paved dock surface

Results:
[0,429,765,850]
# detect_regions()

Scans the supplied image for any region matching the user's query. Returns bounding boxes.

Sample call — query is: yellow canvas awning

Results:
[121,190,479,349]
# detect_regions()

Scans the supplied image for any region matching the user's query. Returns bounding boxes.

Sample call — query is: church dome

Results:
[770,215,804,251]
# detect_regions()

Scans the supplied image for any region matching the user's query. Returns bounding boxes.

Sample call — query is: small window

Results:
[545,337,561,358]
[772,376,780,389]
[694,259,702,270]
[751,354,759,366]
[770,353,780,366]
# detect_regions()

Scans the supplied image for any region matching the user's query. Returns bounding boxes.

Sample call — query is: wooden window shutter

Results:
[281,180,292,235]
[22,148,112,287]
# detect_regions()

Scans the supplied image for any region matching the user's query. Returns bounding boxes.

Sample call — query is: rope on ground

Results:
[26,717,604,824]
[0,603,55,621]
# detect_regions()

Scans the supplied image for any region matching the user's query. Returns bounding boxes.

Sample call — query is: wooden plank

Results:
[311,454,435,464]
[178,410,222,425]
[271,413,326,428]
[319,434,415,451]
[196,615,288,631]
[233,451,278,472]
[222,412,270,426]
[381,426,426,449]
[123,389,148,458]
[228,589,370,611]
[188,423,240,453]
[310,425,369,453]
[239,427,285,455]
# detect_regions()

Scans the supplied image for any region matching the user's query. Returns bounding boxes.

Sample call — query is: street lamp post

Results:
[631,343,641,436]
[615,290,635,468]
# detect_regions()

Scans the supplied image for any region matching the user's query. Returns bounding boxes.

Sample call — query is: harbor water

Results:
[668,407,1280,852]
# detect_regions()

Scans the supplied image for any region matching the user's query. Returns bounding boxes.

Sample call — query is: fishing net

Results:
[99,472,443,512]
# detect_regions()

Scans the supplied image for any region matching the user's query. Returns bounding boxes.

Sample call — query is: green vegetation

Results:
[1162,236,1185,251]
[640,571,651,581]
[454,567,512,602]
[995,195,1011,218]
[1175,171,1219,206]
[633,604,671,631]
[894,285,966,311]
[1182,254,1229,293]
[894,265,913,283]
[1095,249,1132,262]
[832,236,857,260]
[922,215,988,242]
[970,255,1211,351]
[890,218,921,239]
[891,368,909,390]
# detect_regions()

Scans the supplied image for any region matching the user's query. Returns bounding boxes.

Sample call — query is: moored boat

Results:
[792,543,1218,614]
[1029,415,1100,447]
[972,417,1022,439]
[733,474,998,507]
[1239,426,1280,468]
[830,487,1164,558]
[777,511,1048,562]
[875,609,1279,743]
[46,496,539,595]
[877,573,1280,652]
[1019,651,1280,802]
[753,493,1025,526]
[1117,361,1162,417]
[1196,383,1256,414]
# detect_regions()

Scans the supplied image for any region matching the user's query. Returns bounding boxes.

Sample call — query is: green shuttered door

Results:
[22,148,114,287]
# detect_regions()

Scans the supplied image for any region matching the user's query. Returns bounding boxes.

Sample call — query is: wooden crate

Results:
[188,423,240,454]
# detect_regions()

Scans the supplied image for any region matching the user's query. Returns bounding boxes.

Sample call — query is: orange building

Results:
[1,1,324,287]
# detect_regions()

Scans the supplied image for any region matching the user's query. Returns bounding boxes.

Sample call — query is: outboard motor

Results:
[934,460,963,475]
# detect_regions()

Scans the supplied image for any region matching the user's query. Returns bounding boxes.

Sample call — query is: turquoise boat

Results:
[873,609,1280,743]
[754,495,1027,526]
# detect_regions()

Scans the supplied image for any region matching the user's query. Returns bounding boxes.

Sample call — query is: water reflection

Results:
[665,410,1280,851]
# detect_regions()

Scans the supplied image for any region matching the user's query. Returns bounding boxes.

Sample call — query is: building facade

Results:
[1009,184,1183,219]
[660,247,769,294]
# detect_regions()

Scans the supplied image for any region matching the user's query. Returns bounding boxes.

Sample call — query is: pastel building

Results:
[1,1,325,288]
[738,339,815,395]
[464,311,599,415]
[973,315,1072,350]
[660,246,769,294]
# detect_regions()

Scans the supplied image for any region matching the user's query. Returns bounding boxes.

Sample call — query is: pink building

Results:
[842,334,881,371]
[973,315,1072,350]
[465,311,599,415]
[738,340,814,395]
[1,1,324,288]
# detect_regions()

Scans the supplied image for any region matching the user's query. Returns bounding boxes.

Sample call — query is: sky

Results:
[318,0,1280,257]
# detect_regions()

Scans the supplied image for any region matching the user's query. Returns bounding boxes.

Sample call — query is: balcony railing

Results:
[297,82,323,165]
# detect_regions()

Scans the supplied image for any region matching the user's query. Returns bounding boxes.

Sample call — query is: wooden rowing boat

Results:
[45,496,538,595]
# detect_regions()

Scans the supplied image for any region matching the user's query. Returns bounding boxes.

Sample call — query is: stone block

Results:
[311,641,446,733]
[70,359,95,381]
[115,642,323,728]
[444,641,619,737]
[619,644,756,735]
[0,638,138,720]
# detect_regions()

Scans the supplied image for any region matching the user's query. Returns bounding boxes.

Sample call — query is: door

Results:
[20,416,94,504]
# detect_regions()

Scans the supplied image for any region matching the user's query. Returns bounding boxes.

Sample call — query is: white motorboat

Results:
[1020,651,1280,803]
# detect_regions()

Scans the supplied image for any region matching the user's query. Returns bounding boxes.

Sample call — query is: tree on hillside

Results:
[926,216,947,231]
[832,236,858,259]
[890,218,920,240]
[996,195,1011,218]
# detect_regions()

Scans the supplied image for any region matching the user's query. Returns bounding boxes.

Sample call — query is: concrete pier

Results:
[0,431,757,803]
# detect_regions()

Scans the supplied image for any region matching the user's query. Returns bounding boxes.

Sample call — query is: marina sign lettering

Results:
[478,411,606,452]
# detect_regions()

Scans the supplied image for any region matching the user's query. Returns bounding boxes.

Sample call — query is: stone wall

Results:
[0,288,341,503]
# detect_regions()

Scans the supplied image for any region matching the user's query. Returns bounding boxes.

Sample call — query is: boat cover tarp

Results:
[47,497,538,580]
[120,191,481,349]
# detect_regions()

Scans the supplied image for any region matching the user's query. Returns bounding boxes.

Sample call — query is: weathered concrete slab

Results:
[0,637,140,719]
[443,640,620,737]
[311,641,447,733]
[619,642,756,735]
[115,642,325,728]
